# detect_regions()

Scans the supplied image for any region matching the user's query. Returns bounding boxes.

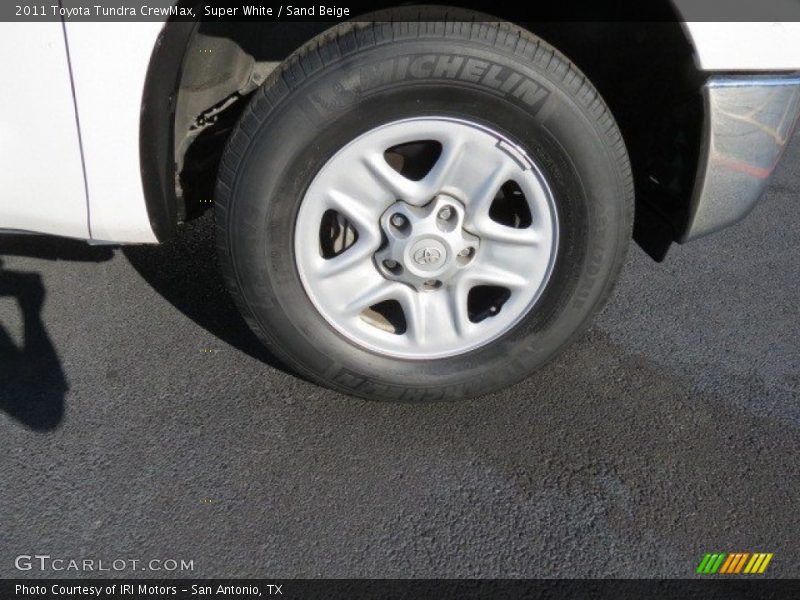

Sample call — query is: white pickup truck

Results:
[2,5,799,400]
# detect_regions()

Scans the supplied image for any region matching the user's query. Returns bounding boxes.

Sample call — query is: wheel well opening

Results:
[521,21,705,260]
[173,21,332,222]
[147,7,704,262]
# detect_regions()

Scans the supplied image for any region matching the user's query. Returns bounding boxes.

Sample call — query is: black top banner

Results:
[5,0,800,22]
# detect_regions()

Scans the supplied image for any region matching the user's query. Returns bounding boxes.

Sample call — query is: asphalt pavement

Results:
[1,133,798,579]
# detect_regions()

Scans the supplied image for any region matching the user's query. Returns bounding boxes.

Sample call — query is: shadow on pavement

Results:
[122,214,286,371]
[0,236,113,430]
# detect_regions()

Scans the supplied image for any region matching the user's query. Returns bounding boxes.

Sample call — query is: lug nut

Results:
[457,246,475,266]
[437,206,453,221]
[390,214,406,228]
[383,259,399,270]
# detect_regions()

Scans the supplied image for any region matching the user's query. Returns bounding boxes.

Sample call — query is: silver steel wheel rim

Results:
[294,117,559,359]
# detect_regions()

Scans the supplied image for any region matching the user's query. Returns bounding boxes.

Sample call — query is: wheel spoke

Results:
[447,281,471,338]
[398,287,464,346]
[465,263,528,289]
[363,153,421,202]
[295,117,558,359]
[464,240,535,289]
[362,134,472,206]
[344,278,404,316]
[327,157,399,208]
[470,218,541,246]
[315,251,381,309]
[415,135,467,200]
[316,238,374,278]
[462,161,516,221]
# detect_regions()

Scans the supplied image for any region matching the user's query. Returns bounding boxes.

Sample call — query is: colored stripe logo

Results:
[696,552,773,575]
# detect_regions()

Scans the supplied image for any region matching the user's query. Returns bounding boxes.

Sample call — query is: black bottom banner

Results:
[3,579,800,600]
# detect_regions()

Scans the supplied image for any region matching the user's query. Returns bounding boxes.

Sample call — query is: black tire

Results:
[215,18,633,401]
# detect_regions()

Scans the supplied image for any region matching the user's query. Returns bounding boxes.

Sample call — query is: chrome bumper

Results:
[681,75,800,242]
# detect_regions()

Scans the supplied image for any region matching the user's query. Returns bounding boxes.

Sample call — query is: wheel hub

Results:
[375,195,479,290]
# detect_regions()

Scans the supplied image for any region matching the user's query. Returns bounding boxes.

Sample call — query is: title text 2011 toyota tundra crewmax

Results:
[2,5,799,400]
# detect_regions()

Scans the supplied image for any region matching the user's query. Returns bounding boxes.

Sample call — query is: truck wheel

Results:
[215,19,633,401]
